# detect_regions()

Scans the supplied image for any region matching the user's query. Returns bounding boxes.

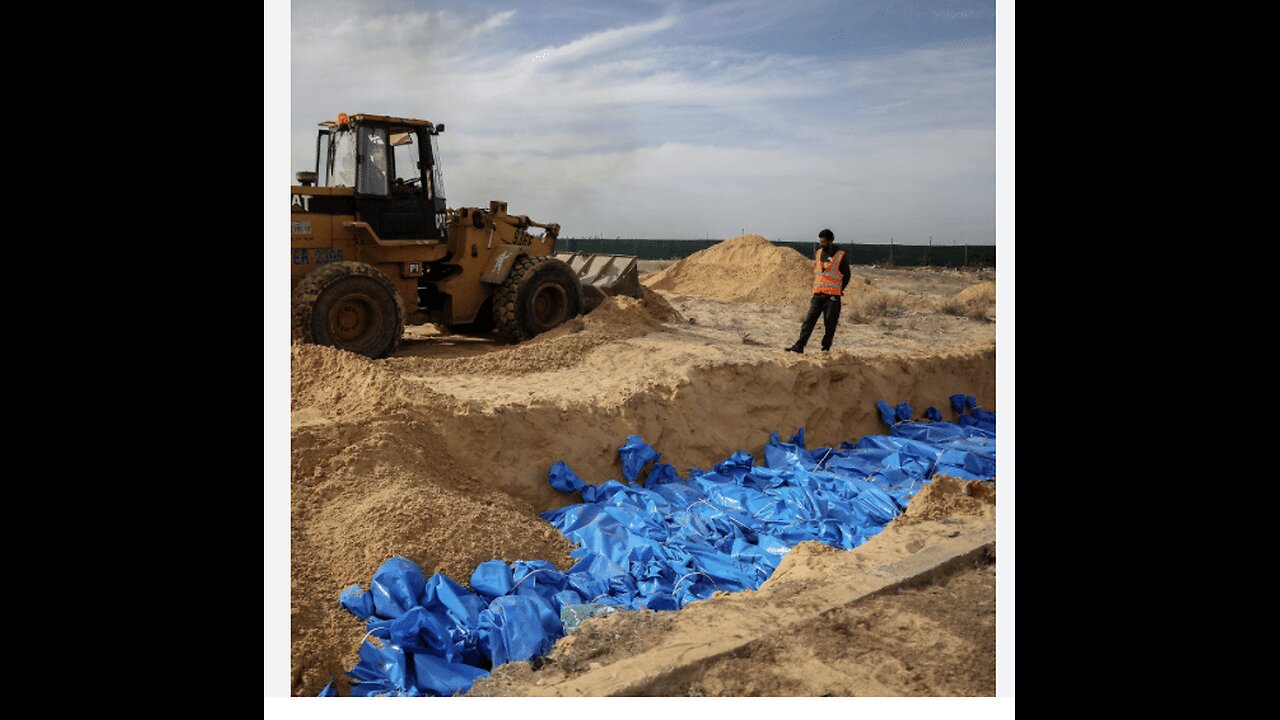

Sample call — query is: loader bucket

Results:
[554,252,643,313]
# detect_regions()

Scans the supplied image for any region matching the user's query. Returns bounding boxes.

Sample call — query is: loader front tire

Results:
[493,256,583,343]
[292,261,404,359]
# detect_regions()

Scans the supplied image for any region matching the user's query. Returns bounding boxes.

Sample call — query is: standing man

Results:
[786,228,850,354]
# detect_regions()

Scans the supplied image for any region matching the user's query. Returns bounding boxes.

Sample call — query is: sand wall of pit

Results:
[417,347,995,512]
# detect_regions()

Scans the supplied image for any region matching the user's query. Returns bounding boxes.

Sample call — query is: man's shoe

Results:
[785,345,802,354]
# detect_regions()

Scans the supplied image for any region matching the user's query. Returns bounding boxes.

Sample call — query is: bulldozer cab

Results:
[313,113,448,241]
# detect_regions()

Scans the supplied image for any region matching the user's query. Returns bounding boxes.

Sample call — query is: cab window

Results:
[357,127,388,196]
[391,131,422,191]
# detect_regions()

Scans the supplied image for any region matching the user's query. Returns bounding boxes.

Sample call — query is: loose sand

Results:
[288,236,997,696]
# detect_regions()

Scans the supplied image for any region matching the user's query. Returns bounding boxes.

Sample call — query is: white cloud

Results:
[522,14,678,67]
[290,2,995,242]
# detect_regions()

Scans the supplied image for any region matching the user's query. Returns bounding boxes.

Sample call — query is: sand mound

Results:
[938,281,995,321]
[643,235,814,305]
[291,343,405,416]
[783,540,841,559]
[583,295,668,333]
[895,475,995,525]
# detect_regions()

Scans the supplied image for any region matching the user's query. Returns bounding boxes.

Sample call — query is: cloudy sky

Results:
[288,0,997,244]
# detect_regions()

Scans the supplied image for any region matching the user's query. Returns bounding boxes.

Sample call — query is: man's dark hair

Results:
[818,229,834,240]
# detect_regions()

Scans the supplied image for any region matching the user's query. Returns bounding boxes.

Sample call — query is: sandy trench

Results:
[288,235,997,696]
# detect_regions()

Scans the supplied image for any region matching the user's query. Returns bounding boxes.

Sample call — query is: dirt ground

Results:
[675,558,996,696]
[289,235,997,696]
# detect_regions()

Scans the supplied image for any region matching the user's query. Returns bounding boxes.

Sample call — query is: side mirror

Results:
[435,123,445,133]
[296,171,318,187]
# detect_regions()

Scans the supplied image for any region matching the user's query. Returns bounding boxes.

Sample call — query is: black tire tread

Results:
[493,255,582,344]
[493,255,546,344]
[291,261,405,358]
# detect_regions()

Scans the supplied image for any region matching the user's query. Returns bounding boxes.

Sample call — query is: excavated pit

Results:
[289,236,996,696]
[468,477,997,697]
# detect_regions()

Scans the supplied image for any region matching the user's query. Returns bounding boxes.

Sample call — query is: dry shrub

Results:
[845,289,909,323]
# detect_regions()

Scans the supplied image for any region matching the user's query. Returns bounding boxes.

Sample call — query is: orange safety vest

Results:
[813,249,845,295]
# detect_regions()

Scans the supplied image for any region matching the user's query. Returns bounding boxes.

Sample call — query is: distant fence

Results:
[556,239,995,267]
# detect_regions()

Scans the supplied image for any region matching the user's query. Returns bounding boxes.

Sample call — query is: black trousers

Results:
[794,293,841,351]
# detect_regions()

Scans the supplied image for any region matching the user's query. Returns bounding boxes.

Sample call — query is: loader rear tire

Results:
[493,256,583,343]
[292,261,404,359]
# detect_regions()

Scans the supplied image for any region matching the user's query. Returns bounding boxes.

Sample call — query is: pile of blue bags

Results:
[323,395,995,696]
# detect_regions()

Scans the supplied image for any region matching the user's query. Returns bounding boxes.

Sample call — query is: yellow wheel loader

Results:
[290,113,641,358]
